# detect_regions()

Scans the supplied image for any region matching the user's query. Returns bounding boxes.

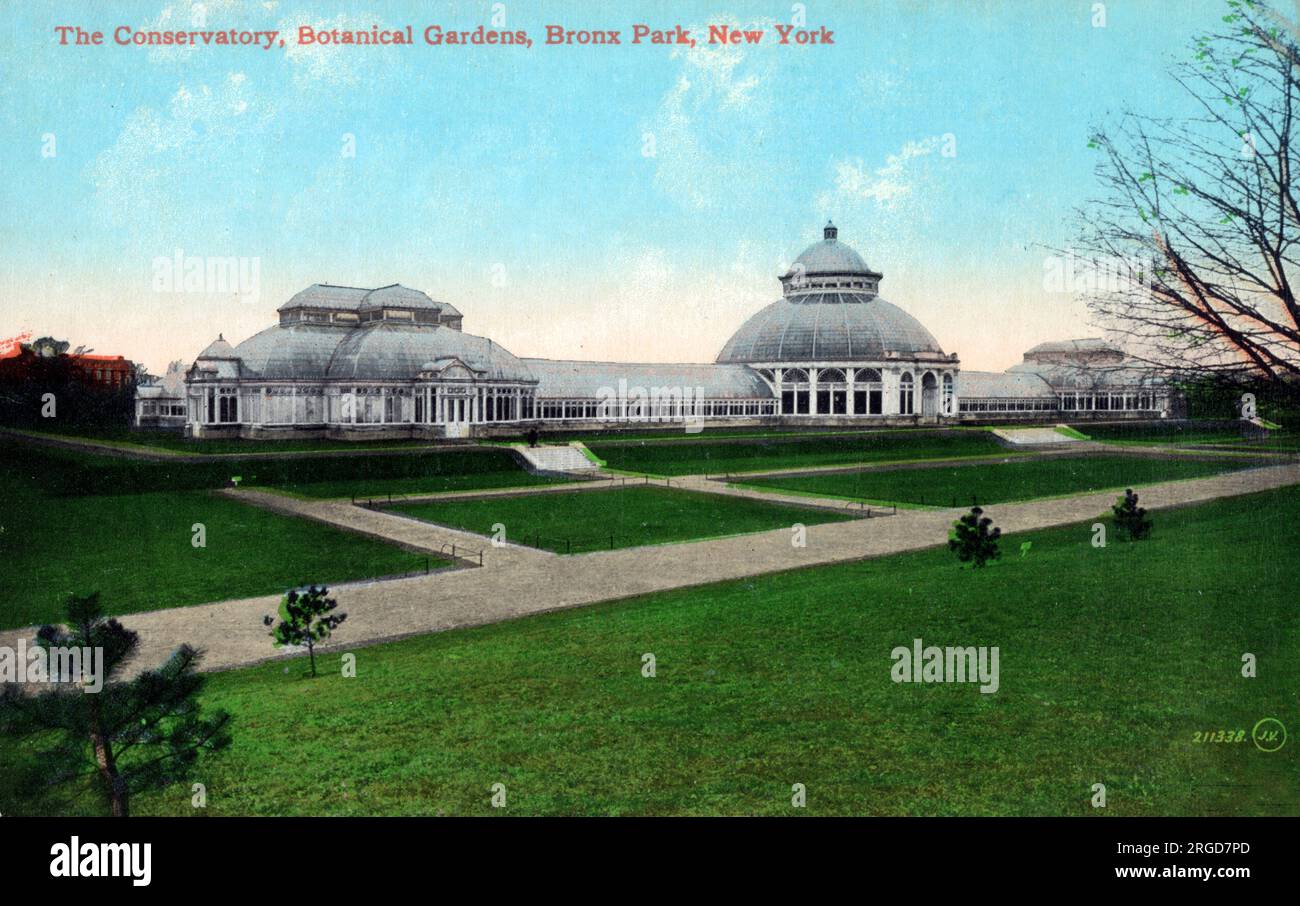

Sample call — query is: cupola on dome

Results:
[717,224,944,365]
[780,221,884,296]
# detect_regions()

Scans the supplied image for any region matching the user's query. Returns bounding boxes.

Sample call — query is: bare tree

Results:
[1075,0,1300,401]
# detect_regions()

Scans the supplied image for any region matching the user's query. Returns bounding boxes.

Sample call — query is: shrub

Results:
[1112,488,1152,540]
[948,506,1002,568]
[264,585,347,677]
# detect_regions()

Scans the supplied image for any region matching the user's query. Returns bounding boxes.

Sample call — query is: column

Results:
[883,370,900,415]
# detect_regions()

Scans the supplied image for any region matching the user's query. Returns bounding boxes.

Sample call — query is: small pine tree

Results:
[264,585,347,678]
[1112,488,1152,540]
[948,506,1002,568]
[0,593,231,817]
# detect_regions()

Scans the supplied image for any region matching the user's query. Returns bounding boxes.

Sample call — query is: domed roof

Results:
[719,223,943,364]
[279,284,370,312]
[229,325,343,380]
[716,292,945,364]
[326,322,532,382]
[356,284,439,312]
[783,221,880,279]
[226,321,533,382]
[197,334,238,359]
[277,283,454,315]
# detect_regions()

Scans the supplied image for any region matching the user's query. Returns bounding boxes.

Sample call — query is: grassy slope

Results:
[4,442,551,497]
[0,447,449,628]
[0,488,443,628]
[738,455,1259,506]
[1077,421,1299,449]
[389,485,857,553]
[15,426,439,455]
[280,470,565,499]
[25,485,1279,817]
[588,431,1011,477]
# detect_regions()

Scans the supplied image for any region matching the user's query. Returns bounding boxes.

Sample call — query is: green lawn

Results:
[587,430,1014,477]
[1077,420,1297,449]
[277,470,567,500]
[15,426,443,456]
[7,485,1293,817]
[737,454,1260,507]
[0,449,449,628]
[388,485,857,553]
[5,441,551,498]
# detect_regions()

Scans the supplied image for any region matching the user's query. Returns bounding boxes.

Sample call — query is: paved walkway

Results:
[221,488,552,568]
[666,474,884,512]
[3,462,1297,679]
[342,474,659,506]
[677,441,1285,482]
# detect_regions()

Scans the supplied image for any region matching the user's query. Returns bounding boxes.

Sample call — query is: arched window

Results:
[816,368,847,414]
[899,372,915,415]
[780,368,810,415]
[853,368,884,415]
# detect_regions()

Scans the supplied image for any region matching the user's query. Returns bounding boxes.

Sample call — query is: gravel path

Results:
[2,461,1296,679]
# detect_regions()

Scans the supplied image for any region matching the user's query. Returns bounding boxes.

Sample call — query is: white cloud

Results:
[820,136,947,208]
[644,17,780,210]
[87,72,275,232]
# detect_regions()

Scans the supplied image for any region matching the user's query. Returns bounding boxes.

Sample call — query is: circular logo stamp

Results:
[1251,717,1287,753]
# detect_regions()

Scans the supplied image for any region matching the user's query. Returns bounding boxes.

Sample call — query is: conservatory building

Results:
[714,222,960,420]
[177,225,1173,439]
[184,283,540,440]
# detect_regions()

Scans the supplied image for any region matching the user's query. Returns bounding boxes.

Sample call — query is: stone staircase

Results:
[512,443,601,474]
[990,425,1083,446]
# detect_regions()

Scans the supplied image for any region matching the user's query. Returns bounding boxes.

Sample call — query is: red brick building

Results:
[68,353,135,388]
[0,346,136,389]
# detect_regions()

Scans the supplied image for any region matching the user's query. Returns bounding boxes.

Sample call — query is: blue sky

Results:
[0,0,1233,372]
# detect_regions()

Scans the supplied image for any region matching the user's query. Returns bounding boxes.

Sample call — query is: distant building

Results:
[960,340,1174,420]
[0,345,135,390]
[68,353,135,389]
[135,361,187,429]
[176,224,1175,440]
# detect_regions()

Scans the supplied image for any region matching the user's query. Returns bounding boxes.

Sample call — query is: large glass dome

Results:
[716,224,945,364]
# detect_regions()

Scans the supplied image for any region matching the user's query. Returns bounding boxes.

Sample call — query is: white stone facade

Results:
[173,227,1172,439]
